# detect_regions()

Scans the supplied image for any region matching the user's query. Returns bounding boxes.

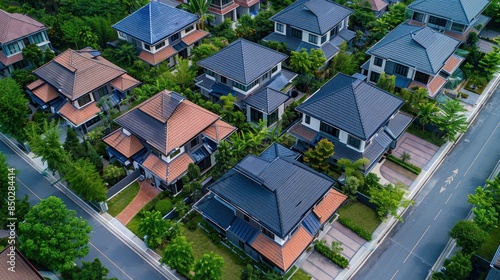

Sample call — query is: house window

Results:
[238,240,244,248]
[190,137,199,148]
[169,149,181,159]
[305,115,310,124]
[118,31,127,39]
[394,64,409,77]
[185,25,194,33]
[374,57,383,67]
[96,86,108,99]
[291,28,302,39]
[451,23,466,32]
[78,94,92,107]
[308,34,318,44]
[347,135,361,149]
[414,71,430,84]
[7,42,21,55]
[85,115,100,128]
[250,107,263,123]
[412,12,424,22]
[144,43,152,51]
[31,33,45,44]
[263,72,269,80]
[320,122,339,138]
[244,215,249,222]
[220,76,227,84]
[206,69,214,76]
[155,41,166,50]
[272,66,278,74]
[12,59,29,70]
[171,32,180,42]
[321,35,327,44]
[267,109,279,126]
[276,23,284,33]
[429,16,447,27]
[330,26,339,37]
[262,227,274,239]
[370,71,380,83]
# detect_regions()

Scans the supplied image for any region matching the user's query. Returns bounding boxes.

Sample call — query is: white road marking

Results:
[445,194,453,204]
[391,269,399,280]
[403,225,431,263]
[455,180,462,189]
[434,209,443,221]
[464,122,500,176]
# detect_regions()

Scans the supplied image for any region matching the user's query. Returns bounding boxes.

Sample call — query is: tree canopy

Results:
[303,139,334,173]
[161,236,194,276]
[65,158,107,202]
[0,78,29,140]
[449,220,488,254]
[193,252,225,280]
[369,182,413,222]
[62,258,117,280]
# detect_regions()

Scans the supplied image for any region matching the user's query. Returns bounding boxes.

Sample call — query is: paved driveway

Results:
[301,221,365,279]
[116,180,161,224]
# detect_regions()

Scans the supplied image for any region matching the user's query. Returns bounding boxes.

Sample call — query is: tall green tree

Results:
[161,236,194,276]
[479,46,500,79]
[442,252,472,280]
[19,196,92,272]
[65,159,107,202]
[64,128,85,160]
[416,102,439,131]
[22,44,43,67]
[376,72,396,93]
[338,158,370,188]
[61,17,85,49]
[166,56,197,89]
[303,139,334,173]
[139,210,169,248]
[290,49,326,77]
[213,141,234,179]
[192,43,220,64]
[434,99,468,142]
[331,42,357,76]
[26,120,68,174]
[449,220,488,254]
[193,252,225,280]
[62,258,117,280]
[0,78,29,140]
[468,177,500,231]
[182,0,213,30]
[369,182,413,222]
[343,176,360,201]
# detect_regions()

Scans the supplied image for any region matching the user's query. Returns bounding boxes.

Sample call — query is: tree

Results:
[64,128,85,160]
[167,56,197,89]
[193,252,225,280]
[0,78,29,139]
[343,176,360,201]
[400,152,411,163]
[303,139,334,173]
[479,46,500,79]
[192,43,220,64]
[290,49,326,77]
[449,220,488,254]
[213,141,234,179]
[85,141,103,171]
[338,158,370,188]
[434,99,468,142]
[139,211,169,248]
[103,165,126,185]
[174,200,189,217]
[376,72,396,93]
[26,120,68,174]
[369,182,413,222]
[416,102,439,131]
[61,17,85,49]
[161,236,194,276]
[62,258,117,280]
[11,69,37,87]
[112,42,137,66]
[182,0,213,30]
[65,159,107,202]
[22,44,43,67]
[44,47,55,62]
[19,196,92,272]
[331,42,357,76]
[468,177,500,231]
[442,252,472,280]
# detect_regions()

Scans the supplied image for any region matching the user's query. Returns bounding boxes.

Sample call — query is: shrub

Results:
[187,220,198,231]
[314,240,349,268]
[154,199,173,215]
[386,154,421,175]
[338,217,372,241]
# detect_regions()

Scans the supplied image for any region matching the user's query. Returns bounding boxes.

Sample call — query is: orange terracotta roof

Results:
[313,189,347,224]
[251,226,313,271]
[235,0,259,8]
[102,128,144,158]
[182,30,210,46]
[288,122,317,142]
[409,75,447,98]
[0,10,45,44]
[369,0,388,11]
[138,46,176,66]
[406,19,426,27]
[0,248,44,280]
[31,82,59,103]
[141,152,193,183]
[58,102,101,127]
[0,52,23,66]
[442,55,464,74]
[209,2,239,15]
[202,119,237,142]
[26,79,45,90]
[110,73,141,92]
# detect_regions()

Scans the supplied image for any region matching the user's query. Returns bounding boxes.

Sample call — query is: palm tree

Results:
[416,102,439,131]
[182,0,214,30]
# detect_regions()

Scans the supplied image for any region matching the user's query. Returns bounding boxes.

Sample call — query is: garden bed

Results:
[106,182,140,216]
[465,81,486,95]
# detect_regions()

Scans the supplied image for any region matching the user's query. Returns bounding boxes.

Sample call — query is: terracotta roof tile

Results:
[251,226,313,271]
[288,122,317,142]
[26,79,45,90]
[58,102,101,127]
[313,189,347,224]
[142,152,193,183]
[102,128,145,158]
[0,52,23,66]
[406,19,426,27]
[209,2,239,15]
[235,0,259,8]
[31,82,59,103]
[110,73,141,92]
[202,119,237,142]
[442,55,464,74]
[0,247,44,280]
[409,75,447,98]
[369,0,388,11]
[138,46,176,66]
[0,10,45,44]
[182,30,210,46]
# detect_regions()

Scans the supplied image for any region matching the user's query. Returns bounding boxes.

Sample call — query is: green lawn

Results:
[477,221,500,261]
[183,225,244,280]
[107,181,140,216]
[290,269,312,280]
[406,124,445,147]
[126,214,142,238]
[338,201,380,234]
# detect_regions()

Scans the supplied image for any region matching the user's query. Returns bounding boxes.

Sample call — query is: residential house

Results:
[196,38,297,126]
[104,90,236,194]
[112,1,209,67]
[0,247,44,279]
[26,48,141,134]
[406,0,490,42]
[289,73,413,173]
[487,246,500,280]
[235,0,260,18]
[175,0,239,25]
[0,9,53,77]
[361,23,463,98]
[262,0,355,64]
[367,0,388,18]
[194,143,347,273]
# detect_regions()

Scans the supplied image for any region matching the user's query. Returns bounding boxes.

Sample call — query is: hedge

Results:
[386,154,421,175]
[338,217,372,241]
[314,241,349,268]
[154,199,173,215]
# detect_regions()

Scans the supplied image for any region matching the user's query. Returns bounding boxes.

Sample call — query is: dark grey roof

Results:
[228,217,259,242]
[112,1,198,44]
[158,0,181,7]
[270,0,353,35]
[209,155,334,238]
[408,0,490,25]
[387,112,414,139]
[366,23,460,75]
[259,143,299,162]
[486,268,500,280]
[297,73,404,140]
[197,39,288,85]
[245,88,289,113]
[194,193,235,230]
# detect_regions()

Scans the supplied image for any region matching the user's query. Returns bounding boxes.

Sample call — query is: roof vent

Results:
[122,128,131,136]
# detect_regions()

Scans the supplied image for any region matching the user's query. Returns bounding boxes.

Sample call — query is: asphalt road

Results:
[354,89,500,280]
[1,140,170,279]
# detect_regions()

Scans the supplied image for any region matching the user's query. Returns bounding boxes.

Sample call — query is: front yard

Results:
[477,220,500,261]
[107,181,140,216]
[337,201,380,235]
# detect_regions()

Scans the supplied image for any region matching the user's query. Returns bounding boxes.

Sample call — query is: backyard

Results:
[106,181,140,216]
[338,201,380,235]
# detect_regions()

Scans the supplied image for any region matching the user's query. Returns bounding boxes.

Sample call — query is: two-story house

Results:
[361,23,463,98]
[289,73,413,173]
[112,1,209,67]
[196,39,297,126]
[367,0,389,18]
[26,48,141,134]
[194,143,347,273]
[104,90,236,194]
[262,0,355,65]
[0,9,53,77]
[407,0,490,42]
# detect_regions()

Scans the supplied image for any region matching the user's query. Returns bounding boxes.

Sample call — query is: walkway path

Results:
[116,180,161,225]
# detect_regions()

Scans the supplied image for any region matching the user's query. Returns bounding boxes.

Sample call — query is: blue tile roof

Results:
[263,32,342,60]
[244,88,289,114]
[194,193,235,230]
[408,0,490,25]
[366,23,460,75]
[112,1,198,44]
[302,212,321,236]
[229,217,258,243]
[198,39,288,85]
[270,0,353,35]
[259,143,299,162]
[297,73,404,140]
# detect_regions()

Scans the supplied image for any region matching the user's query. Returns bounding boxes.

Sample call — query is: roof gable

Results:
[408,0,490,24]
[112,1,198,44]
[0,9,45,44]
[197,39,288,84]
[297,73,404,140]
[245,88,289,113]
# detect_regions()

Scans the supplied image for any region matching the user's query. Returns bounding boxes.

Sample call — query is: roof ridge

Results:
[351,83,367,139]
[458,0,470,22]
[368,24,425,54]
[149,2,153,45]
